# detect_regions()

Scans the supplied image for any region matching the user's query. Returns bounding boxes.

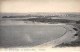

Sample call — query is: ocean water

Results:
[0,25,66,47]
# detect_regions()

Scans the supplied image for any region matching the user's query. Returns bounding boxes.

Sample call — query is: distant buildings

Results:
[2,15,79,24]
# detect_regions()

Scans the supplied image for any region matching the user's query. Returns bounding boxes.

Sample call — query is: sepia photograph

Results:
[0,0,80,51]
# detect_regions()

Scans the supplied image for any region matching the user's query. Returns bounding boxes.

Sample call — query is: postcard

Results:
[0,0,80,51]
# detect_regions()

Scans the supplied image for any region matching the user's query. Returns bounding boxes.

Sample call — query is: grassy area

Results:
[55,39,80,47]
[56,24,80,47]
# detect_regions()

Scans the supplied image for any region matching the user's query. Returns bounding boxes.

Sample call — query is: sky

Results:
[0,0,80,13]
